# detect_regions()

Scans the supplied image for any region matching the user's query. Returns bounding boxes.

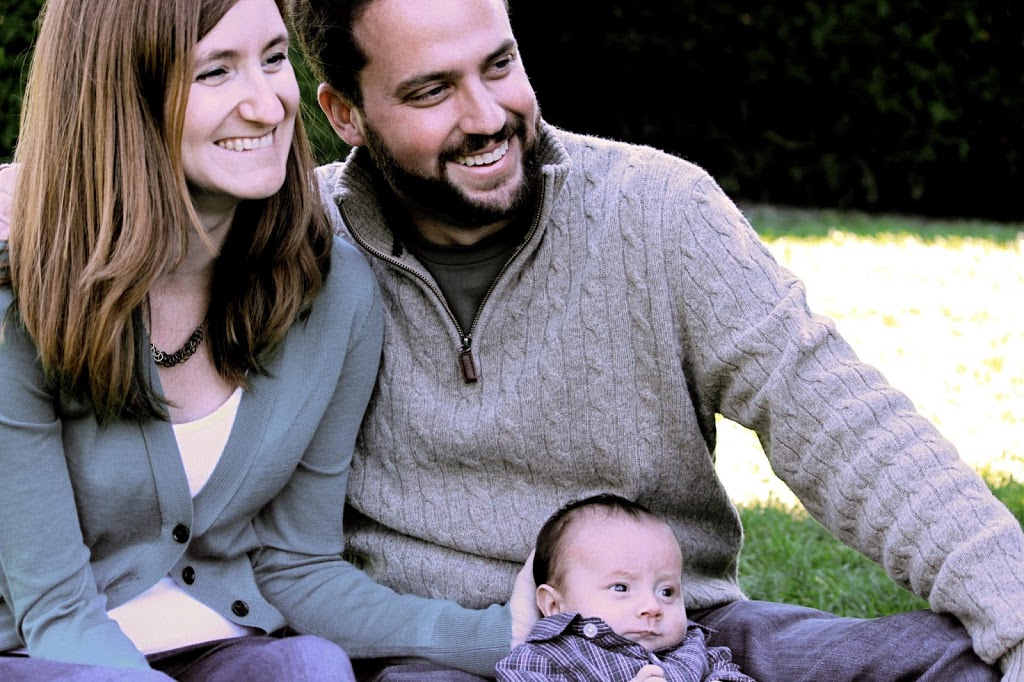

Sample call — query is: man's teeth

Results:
[455,139,509,167]
[216,132,274,152]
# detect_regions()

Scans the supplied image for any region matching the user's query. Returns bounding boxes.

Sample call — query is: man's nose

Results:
[458,81,505,136]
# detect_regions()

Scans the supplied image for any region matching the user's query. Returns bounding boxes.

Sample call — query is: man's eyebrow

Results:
[393,39,518,97]
[485,39,518,65]
[195,33,290,63]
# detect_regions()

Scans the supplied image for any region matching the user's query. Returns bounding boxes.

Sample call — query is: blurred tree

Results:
[3,0,1020,220]
[511,0,1023,221]
[0,0,42,162]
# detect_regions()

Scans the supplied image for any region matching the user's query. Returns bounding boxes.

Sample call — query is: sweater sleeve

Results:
[0,295,149,668]
[670,173,1024,665]
[249,251,512,677]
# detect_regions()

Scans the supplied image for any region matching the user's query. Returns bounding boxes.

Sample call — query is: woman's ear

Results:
[535,584,564,618]
[317,83,366,147]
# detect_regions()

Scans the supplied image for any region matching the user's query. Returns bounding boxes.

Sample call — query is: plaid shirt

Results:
[496,613,755,682]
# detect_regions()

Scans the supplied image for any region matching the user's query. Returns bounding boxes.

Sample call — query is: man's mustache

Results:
[441,118,526,160]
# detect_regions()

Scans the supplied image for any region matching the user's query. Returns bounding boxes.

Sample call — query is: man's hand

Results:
[509,549,540,647]
[0,164,16,240]
[629,664,666,682]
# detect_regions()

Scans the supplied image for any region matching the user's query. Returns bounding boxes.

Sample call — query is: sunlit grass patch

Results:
[716,206,1024,510]
[737,501,929,617]
[713,205,1024,616]
[736,475,1023,618]
[743,204,1023,246]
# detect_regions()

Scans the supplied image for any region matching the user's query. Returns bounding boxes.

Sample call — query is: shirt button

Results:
[231,600,249,617]
[172,524,190,543]
[582,623,599,638]
[181,566,195,585]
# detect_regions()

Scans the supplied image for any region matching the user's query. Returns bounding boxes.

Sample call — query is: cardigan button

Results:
[231,600,249,617]
[181,566,195,585]
[172,524,190,543]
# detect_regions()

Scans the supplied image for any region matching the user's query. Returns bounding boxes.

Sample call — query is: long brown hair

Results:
[1,0,331,422]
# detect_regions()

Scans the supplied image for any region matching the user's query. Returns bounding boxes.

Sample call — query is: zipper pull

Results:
[458,336,479,384]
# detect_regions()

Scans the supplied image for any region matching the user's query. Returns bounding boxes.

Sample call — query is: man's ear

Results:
[317,83,366,147]
[536,584,563,618]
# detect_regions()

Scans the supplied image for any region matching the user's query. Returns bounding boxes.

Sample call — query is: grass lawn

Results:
[717,205,1024,617]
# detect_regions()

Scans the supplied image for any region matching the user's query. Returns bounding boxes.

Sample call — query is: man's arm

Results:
[670,172,1024,672]
[0,164,14,240]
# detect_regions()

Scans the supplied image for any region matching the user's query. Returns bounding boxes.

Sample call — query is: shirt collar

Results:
[528,612,713,655]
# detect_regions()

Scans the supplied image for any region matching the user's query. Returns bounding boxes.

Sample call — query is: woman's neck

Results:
[174,204,236,279]
[149,203,235,331]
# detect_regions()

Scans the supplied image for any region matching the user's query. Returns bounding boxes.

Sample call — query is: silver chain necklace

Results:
[150,321,205,368]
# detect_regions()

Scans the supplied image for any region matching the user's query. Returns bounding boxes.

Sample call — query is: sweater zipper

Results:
[341,193,545,384]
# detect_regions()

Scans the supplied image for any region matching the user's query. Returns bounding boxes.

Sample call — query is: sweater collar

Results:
[529,612,713,656]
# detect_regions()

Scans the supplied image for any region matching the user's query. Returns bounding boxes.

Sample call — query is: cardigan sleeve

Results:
[0,293,149,668]
[668,172,1024,666]
[249,247,513,677]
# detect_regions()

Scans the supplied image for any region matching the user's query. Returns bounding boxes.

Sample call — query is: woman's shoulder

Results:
[327,234,376,293]
[310,235,380,327]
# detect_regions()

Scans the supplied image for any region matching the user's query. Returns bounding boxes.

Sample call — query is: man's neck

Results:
[409,210,515,247]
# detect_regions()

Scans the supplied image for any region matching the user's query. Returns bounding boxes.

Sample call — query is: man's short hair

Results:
[286,0,512,106]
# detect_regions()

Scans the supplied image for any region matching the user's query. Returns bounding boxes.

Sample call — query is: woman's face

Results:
[181,0,300,216]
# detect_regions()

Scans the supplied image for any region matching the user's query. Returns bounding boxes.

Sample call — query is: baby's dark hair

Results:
[533,493,663,588]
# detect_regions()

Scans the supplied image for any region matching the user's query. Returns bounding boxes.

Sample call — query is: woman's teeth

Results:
[216,131,274,152]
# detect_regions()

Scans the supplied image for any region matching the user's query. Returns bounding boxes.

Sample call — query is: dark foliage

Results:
[0,0,41,162]
[510,1,1023,221]
[3,1,1021,221]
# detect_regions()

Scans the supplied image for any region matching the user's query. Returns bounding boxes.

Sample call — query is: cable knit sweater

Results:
[317,123,1024,676]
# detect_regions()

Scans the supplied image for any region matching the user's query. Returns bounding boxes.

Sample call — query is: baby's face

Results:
[544,514,687,652]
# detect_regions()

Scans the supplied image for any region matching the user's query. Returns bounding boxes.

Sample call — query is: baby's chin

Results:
[620,629,685,653]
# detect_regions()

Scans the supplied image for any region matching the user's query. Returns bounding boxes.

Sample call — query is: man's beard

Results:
[361,115,541,230]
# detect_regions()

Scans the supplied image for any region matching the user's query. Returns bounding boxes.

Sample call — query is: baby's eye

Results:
[659,587,675,598]
[611,583,628,593]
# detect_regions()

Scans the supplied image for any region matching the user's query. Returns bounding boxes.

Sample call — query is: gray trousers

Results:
[0,633,355,681]
[356,601,1000,681]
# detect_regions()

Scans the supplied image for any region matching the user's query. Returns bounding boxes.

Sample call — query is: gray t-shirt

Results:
[408,218,530,333]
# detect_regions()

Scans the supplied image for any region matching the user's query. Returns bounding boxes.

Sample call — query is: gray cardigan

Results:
[0,237,510,675]
[319,123,1024,674]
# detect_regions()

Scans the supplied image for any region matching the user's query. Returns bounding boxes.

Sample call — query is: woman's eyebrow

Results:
[195,33,289,63]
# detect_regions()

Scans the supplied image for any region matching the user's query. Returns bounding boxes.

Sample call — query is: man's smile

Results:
[453,139,509,167]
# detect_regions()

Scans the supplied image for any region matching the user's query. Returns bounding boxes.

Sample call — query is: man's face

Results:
[349,0,541,235]
[541,515,688,653]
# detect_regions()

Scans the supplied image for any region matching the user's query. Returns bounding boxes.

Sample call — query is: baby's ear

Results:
[535,584,563,617]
